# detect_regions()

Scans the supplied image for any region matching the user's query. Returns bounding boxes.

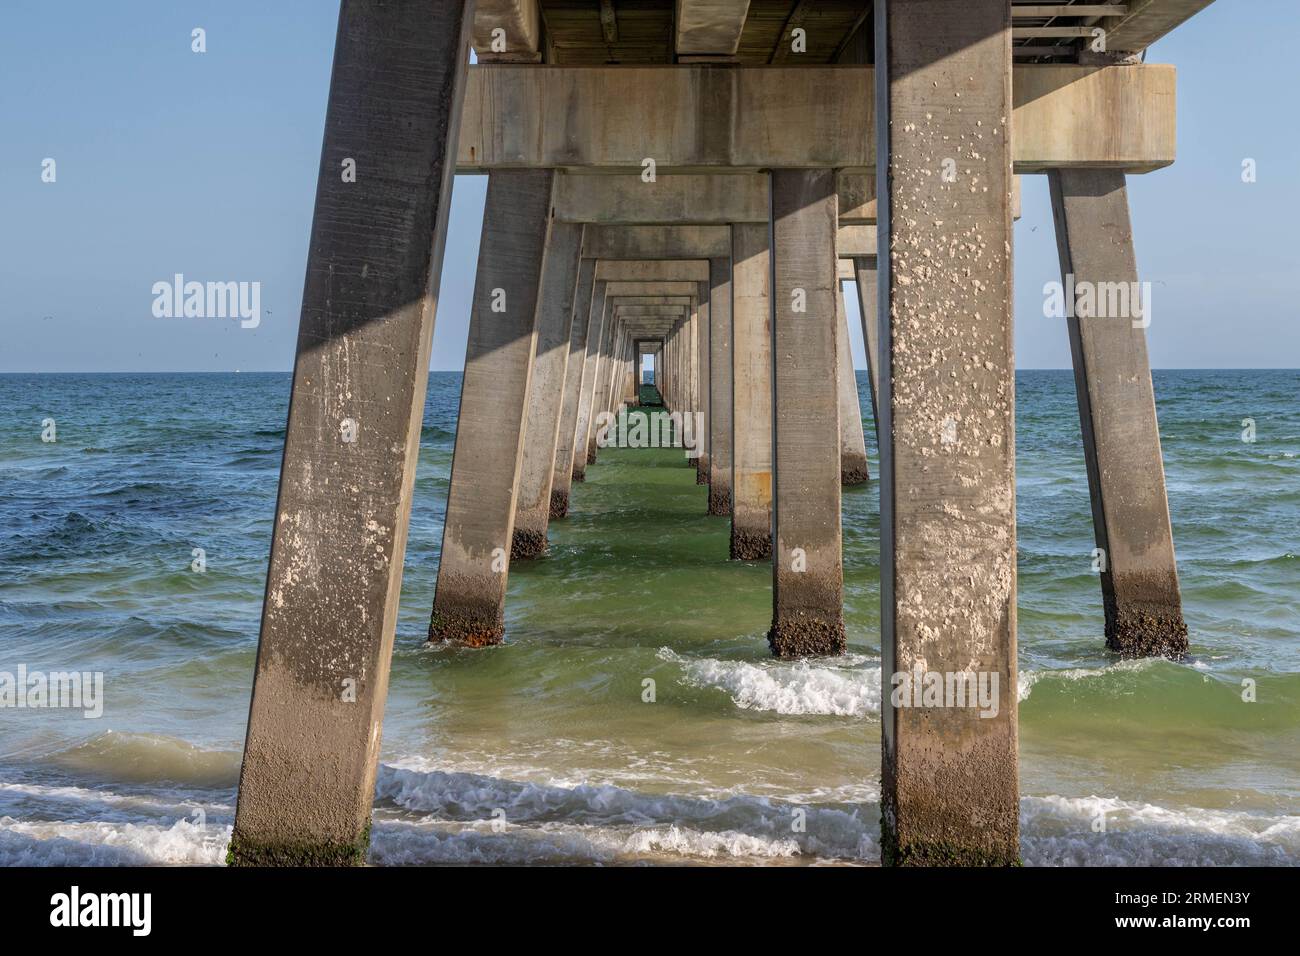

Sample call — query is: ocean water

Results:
[0,369,1296,866]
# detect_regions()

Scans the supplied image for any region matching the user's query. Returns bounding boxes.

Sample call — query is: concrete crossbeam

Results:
[458,65,1176,172]
[674,0,751,56]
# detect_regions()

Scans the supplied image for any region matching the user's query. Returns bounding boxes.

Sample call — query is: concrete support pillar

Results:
[231,0,472,867]
[695,285,711,482]
[730,222,773,560]
[573,278,608,479]
[1048,167,1187,658]
[878,0,1019,867]
[768,169,845,658]
[427,168,554,646]
[836,282,870,484]
[512,221,583,558]
[852,255,882,447]
[551,257,596,513]
[707,253,734,514]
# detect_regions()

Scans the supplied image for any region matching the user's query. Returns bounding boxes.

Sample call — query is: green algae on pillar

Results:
[231,0,474,867]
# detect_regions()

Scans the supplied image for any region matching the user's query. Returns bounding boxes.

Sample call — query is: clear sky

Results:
[1,0,1295,372]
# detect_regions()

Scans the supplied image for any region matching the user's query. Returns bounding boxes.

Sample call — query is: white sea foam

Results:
[0,816,227,866]
[657,647,882,716]
[4,759,1297,866]
[1020,794,1300,867]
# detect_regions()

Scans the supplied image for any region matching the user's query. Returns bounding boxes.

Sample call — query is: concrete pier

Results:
[1048,167,1188,658]
[231,0,472,867]
[427,169,554,646]
[706,253,733,515]
[730,222,773,560]
[235,0,1211,869]
[768,168,846,658]
[550,257,597,513]
[512,221,583,558]
[852,255,882,448]
[878,0,1019,866]
[835,283,870,484]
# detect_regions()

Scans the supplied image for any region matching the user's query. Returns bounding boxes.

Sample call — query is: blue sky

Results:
[1,0,1295,372]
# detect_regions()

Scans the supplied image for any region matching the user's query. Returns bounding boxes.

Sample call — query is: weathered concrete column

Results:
[730,222,772,560]
[551,257,596,514]
[512,221,583,558]
[768,169,845,658]
[707,253,734,514]
[427,169,554,646]
[852,255,882,446]
[878,0,1019,867]
[836,282,870,484]
[232,0,473,867]
[573,278,608,479]
[1048,167,1187,658]
[695,284,711,483]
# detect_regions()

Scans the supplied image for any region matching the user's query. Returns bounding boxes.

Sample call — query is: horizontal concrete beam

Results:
[583,224,874,260]
[675,0,751,56]
[556,172,876,224]
[1013,65,1176,173]
[556,172,1017,225]
[595,260,710,282]
[458,65,1175,172]
[472,0,542,62]
[605,281,700,297]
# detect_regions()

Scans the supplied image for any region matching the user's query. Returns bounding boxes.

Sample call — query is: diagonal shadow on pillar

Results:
[231,0,475,867]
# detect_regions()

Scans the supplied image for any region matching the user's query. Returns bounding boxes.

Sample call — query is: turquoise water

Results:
[0,370,1296,865]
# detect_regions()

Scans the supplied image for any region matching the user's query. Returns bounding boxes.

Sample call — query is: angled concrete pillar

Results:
[836,282,870,484]
[878,0,1019,867]
[730,222,772,560]
[232,0,473,867]
[707,253,734,515]
[427,169,554,646]
[853,255,882,447]
[573,278,608,479]
[768,169,845,658]
[551,257,596,514]
[1048,168,1187,658]
[512,221,583,558]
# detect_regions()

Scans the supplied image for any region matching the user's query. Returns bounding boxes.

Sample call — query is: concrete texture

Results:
[768,169,846,659]
[878,0,1019,868]
[457,64,1175,172]
[512,221,583,558]
[427,169,553,646]
[852,255,882,449]
[730,222,772,561]
[1048,167,1188,658]
[551,257,596,514]
[572,279,608,480]
[707,254,734,515]
[835,283,870,484]
[231,0,473,868]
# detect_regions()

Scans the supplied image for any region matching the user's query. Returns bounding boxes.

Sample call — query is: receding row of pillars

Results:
[229,0,1189,869]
